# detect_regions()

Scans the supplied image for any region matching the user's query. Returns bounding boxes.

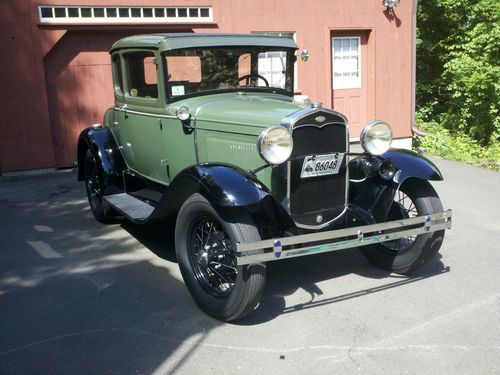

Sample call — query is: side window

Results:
[124,51,158,99]
[111,54,123,95]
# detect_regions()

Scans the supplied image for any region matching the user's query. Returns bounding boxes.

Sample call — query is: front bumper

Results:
[236,209,452,265]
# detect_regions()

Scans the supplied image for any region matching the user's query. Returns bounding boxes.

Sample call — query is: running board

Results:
[103,193,154,222]
[236,210,452,265]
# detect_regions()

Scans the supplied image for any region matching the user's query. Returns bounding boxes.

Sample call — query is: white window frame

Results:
[332,36,361,90]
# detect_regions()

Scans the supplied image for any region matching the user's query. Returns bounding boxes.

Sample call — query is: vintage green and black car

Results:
[77,34,452,321]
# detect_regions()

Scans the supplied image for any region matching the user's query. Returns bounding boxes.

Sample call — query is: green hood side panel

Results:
[185,94,304,189]
[174,93,305,130]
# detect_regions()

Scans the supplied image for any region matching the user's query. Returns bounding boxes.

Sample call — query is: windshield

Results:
[163,47,295,101]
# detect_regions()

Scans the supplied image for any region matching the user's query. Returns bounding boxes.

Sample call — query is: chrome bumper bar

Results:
[236,209,452,265]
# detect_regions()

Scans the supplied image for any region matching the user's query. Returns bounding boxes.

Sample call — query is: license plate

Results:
[300,153,344,179]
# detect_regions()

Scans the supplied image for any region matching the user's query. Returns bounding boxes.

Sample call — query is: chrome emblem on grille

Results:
[316,215,323,223]
[315,115,326,123]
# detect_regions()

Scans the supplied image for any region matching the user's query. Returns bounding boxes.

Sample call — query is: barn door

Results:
[331,31,370,137]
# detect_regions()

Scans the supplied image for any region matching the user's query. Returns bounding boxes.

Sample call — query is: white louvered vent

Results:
[38,5,213,24]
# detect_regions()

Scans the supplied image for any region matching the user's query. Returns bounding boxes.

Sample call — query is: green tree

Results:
[416,0,500,147]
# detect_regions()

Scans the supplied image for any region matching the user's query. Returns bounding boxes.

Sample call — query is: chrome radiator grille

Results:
[288,110,348,228]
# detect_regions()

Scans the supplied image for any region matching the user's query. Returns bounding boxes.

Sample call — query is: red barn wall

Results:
[0,0,415,172]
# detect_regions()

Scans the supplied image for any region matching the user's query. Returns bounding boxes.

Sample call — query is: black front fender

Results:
[77,126,126,195]
[383,149,443,183]
[152,164,294,232]
[349,149,443,222]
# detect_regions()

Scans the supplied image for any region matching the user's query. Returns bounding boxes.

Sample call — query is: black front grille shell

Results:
[285,108,349,229]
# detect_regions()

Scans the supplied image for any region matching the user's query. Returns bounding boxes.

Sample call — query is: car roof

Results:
[110,33,298,53]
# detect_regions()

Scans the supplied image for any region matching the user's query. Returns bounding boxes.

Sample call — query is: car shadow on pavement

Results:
[120,219,450,325]
[121,218,177,263]
[239,255,449,325]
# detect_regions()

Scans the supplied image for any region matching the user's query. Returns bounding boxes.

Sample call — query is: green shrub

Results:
[414,117,500,171]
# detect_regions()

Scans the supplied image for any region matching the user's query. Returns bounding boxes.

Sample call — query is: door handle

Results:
[119,104,128,118]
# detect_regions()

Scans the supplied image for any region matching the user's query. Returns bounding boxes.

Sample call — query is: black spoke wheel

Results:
[84,149,115,223]
[360,178,445,274]
[176,194,266,321]
[381,189,419,252]
[188,214,237,296]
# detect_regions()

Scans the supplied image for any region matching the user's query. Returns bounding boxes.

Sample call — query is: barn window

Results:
[54,8,66,17]
[93,8,104,17]
[332,37,361,89]
[67,8,79,17]
[38,5,213,23]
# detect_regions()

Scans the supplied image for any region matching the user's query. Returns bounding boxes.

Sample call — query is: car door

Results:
[111,49,169,184]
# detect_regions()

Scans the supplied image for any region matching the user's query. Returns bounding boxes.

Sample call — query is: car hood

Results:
[173,93,306,132]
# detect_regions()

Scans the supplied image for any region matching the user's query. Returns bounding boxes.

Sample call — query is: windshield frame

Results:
[163,46,296,103]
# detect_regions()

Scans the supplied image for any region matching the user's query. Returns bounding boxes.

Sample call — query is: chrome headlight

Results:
[360,120,393,155]
[257,126,293,165]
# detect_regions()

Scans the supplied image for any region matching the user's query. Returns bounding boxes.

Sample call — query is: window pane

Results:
[125,52,158,99]
[258,51,287,88]
[143,8,153,17]
[189,8,198,17]
[166,8,176,17]
[81,8,91,17]
[106,8,117,17]
[332,37,361,89]
[131,8,141,17]
[164,47,294,99]
[68,8,79,17]
[351,38,359,51]
[41,7,53,18]
[155,8,165,17]
[119,8,129,17]
[112,55,123,94]
[178,8,187,17]
[54,8,65,17]
[94,8,105,17]
[200,8,210,17]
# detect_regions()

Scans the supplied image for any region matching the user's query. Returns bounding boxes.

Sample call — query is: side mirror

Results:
[295,49,309,62]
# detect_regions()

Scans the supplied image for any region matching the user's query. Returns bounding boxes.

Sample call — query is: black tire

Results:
[360,178,445,274]
[175,194,266,321]
[84,149,116,223]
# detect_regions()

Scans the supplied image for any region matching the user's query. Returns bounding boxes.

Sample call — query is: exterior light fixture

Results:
[382,0,400,10]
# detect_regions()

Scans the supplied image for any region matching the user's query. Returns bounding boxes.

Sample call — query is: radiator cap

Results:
[311,102,322,109]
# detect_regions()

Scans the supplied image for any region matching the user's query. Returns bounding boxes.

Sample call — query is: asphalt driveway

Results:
[0,157,499,374]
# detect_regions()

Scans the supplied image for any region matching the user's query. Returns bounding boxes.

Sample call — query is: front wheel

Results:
[175,194,266,321]
[360,178,445,274]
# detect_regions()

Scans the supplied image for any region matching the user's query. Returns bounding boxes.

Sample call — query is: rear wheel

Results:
[175,194,266,321]
[84,149,115,223]
[360,179,445,274]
